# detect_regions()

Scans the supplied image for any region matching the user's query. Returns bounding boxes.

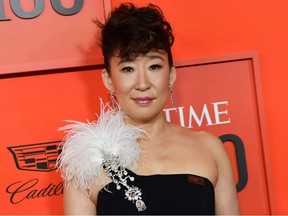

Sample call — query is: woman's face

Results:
[102,50,176,125]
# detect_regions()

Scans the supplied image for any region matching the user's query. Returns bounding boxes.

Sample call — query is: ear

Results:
[101,69,114,92]
[169,66,177,86]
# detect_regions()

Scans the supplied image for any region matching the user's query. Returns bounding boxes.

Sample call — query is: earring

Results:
[110,91,117,108]
[169,84,175,107]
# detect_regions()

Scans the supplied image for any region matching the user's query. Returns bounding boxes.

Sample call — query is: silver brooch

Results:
[101,150,147,212]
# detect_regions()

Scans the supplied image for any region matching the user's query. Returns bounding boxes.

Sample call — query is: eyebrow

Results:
[118,54,165,65]
[146,54,165,61]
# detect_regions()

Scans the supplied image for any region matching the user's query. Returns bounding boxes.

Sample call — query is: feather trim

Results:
[56,101,144,191]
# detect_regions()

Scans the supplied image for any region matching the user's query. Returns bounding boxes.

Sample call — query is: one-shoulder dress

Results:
[97,169,215,215]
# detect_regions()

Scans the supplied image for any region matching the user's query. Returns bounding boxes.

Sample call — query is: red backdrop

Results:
[1,0,287,214]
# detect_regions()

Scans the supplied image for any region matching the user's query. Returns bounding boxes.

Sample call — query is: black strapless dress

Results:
[97,170,215,215]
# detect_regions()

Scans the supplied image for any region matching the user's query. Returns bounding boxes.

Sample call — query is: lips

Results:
[132,97,154,105]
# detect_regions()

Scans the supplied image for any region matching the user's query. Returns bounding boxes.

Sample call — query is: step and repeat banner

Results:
[0,0,109,74]
[0,0,272,214]
[0,0,110,214]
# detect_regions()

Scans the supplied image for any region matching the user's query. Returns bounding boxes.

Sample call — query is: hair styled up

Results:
[97,3,174,73]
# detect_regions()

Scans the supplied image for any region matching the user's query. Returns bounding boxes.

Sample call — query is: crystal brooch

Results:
[101,150,146,212]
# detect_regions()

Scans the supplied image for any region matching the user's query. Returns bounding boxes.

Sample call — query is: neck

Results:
[124,114,169,143]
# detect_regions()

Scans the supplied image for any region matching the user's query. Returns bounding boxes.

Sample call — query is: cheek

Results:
[155,75,170,91]
[111,76,132,94]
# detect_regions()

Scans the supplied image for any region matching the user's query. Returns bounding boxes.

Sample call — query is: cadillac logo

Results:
[7,141,62,172]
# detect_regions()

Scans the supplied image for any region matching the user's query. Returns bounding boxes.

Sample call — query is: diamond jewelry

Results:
[101,150,146,212]
[169,84,175,107]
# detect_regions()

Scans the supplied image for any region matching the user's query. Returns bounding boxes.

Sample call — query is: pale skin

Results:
[63,50,240,215]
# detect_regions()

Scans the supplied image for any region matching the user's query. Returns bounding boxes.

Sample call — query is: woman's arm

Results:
[210,136,240,215]
[63,180,97,215]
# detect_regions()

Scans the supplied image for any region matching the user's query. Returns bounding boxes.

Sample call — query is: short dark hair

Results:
[96,3,174,73]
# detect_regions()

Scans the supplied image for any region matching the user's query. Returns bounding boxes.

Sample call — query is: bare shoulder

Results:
[193,130,226,156]
[177,127,231,176]
[178,128,241,214]
[171,123,224,153]
[167,124,224,179]
[175,127,240,214]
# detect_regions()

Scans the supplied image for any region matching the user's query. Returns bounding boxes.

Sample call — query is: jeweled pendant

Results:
[136,199,146,211]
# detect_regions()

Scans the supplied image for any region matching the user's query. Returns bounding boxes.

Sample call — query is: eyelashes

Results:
[121,64,162,73]
[149,64,162,70]
[121,66,134,73]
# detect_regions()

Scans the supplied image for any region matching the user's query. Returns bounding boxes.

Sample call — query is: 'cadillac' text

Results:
[6,178,63,204]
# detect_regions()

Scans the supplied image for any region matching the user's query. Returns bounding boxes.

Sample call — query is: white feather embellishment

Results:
[57,102,144,191]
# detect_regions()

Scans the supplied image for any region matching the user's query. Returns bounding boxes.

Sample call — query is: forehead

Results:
[112,50,168,64]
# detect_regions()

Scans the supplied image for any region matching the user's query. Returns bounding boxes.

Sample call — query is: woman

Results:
[58,3,240,215]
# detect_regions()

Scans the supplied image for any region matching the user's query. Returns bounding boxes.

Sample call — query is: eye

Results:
[149,64,162,71]
[121,67,134,73]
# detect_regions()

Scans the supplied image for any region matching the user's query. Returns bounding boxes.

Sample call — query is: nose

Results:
[134,70,151,91]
